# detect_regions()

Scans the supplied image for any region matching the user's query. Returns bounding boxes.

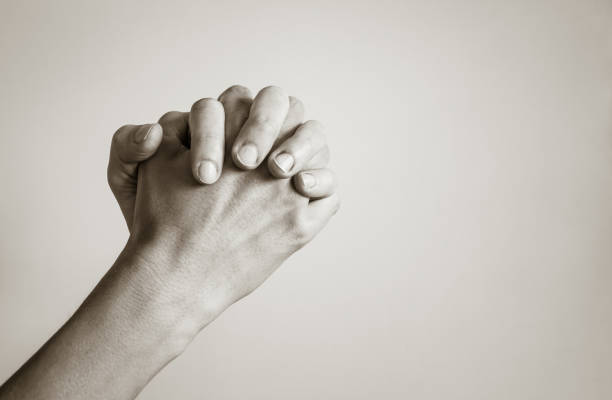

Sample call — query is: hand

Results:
[108,85,337,231]
[127,117,340,332]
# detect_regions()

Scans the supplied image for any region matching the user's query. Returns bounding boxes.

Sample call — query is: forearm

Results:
[0,244,201,400]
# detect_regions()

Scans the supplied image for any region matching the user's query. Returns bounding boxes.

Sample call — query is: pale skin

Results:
[0,85,339,400]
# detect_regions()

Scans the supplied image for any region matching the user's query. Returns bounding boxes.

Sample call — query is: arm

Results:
[0,247,196,400]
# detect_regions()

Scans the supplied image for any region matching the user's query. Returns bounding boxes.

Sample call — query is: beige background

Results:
[1,0,611,399]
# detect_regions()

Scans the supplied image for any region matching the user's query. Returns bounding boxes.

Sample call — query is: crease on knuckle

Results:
[251,113,277,132]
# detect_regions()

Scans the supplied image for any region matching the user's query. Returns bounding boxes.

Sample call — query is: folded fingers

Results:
[231,86,290,169]
[267,120,328,178]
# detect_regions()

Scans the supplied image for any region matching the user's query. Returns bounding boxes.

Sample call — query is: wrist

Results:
[81,243,215,361]
[113,235,230,344]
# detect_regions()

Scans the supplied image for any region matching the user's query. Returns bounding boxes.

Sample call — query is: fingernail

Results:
[134,124,154,143]
[236,143,258,167]
[197,160,218,184]
[299,173,316,189]
[273,153,294,173]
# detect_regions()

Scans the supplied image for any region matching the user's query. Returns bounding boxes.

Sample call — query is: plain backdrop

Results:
[1,0,611,399]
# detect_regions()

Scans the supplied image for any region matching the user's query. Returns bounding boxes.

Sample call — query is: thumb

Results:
[107,123,163,230]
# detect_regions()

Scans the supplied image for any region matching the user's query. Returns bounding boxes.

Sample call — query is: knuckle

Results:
[288,96,304,111]
[158,111,180,123]
[295,133,314,155]
[333,197,341,214]
[289,209,313,244]
[302,119,325,133]
[293,123,327,155]
[260,85,286,97]
[191,97,221,112]
[286,96,304,124]
[106,169,122,190]
[112,124,130,144]
[219,85,251,101]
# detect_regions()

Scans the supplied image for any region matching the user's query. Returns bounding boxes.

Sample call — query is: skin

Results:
[0,86,339,400]
[108,85,337,231]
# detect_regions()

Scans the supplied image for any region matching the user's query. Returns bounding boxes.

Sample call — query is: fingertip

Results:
[219,85,253,102]
[260,85,288,99]
[232,142,260,170]
[194,159,220,184]
[148,123,163,142]
[267,151,295,178]
[293,169,337,199]
[291,171,312,197]
[135,123,163,154]
[288,96,304,115]
[191,97,223,113]
[297,171,317,190]
[133,124,151,143]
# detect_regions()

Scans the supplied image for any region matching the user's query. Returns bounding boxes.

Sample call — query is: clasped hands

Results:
[107,85,339,339]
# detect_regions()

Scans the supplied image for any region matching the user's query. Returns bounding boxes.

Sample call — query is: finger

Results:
[304,193,341,238]
[303,145,330,170]
[107,123,163,228]
[267,120,326,178]
[232,86,290,169]
[276,96,304,145]
[292,168,337,199]
[218,85,253,150]
[158,111,189,148]
[108,123,163,189]
[189,98,225,184]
